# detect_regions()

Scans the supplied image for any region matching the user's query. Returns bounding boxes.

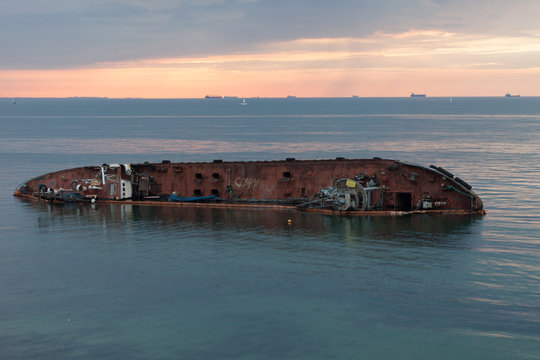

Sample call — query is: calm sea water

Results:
[1,97,539,359]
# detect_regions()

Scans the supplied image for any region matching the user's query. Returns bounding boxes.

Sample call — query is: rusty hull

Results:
[14,158,484,215]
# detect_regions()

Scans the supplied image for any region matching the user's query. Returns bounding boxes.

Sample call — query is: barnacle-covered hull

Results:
[14,158,484,215]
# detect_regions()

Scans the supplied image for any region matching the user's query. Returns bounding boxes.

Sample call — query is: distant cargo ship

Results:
[505,93,520,97]
[410,93,426,97]
[205,95,222,99]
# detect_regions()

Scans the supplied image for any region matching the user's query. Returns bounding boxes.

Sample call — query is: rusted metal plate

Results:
[13,158,484,215]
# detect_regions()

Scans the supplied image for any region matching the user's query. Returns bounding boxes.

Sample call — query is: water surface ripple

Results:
[1,97,539,359]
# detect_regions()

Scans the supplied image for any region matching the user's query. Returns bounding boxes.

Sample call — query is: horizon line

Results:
[1,95,535,100]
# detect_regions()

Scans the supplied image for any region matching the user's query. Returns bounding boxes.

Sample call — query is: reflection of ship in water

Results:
[29,200,481,245]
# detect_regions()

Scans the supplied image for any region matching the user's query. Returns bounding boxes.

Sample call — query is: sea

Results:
[0,97,539,359]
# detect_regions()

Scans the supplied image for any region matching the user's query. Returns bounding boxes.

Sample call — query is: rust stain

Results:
[13,158,484,216]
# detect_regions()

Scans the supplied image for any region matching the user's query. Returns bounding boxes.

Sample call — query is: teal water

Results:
[1,97,539,359]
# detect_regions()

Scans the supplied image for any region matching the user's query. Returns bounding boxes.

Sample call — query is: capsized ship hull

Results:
[14,158,484,215]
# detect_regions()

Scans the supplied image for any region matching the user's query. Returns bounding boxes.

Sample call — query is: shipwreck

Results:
[14,158,484,215]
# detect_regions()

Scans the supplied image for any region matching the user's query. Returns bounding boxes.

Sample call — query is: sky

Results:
[1,0,540,98]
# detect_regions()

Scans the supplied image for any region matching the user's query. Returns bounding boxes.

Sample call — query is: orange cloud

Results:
[2,29,540,98]
[3,66,540,98]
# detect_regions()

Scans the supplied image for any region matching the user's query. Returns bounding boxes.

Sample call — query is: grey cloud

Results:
[1,0,539,69]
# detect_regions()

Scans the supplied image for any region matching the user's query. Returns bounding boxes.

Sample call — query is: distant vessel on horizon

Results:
[205,95,222,99]
[240,98,247,105]
[505,93,520,97]
[410,93,426,98]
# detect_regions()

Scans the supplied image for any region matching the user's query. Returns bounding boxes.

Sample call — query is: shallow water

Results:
[1,97,539,359]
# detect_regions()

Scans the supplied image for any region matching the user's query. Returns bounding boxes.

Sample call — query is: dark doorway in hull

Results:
[396,193,412,211]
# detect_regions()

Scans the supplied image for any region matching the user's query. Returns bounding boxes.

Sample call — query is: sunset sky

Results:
[2,0,540,98]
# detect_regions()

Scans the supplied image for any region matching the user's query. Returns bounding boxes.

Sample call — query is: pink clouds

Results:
[2,30,540,98]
